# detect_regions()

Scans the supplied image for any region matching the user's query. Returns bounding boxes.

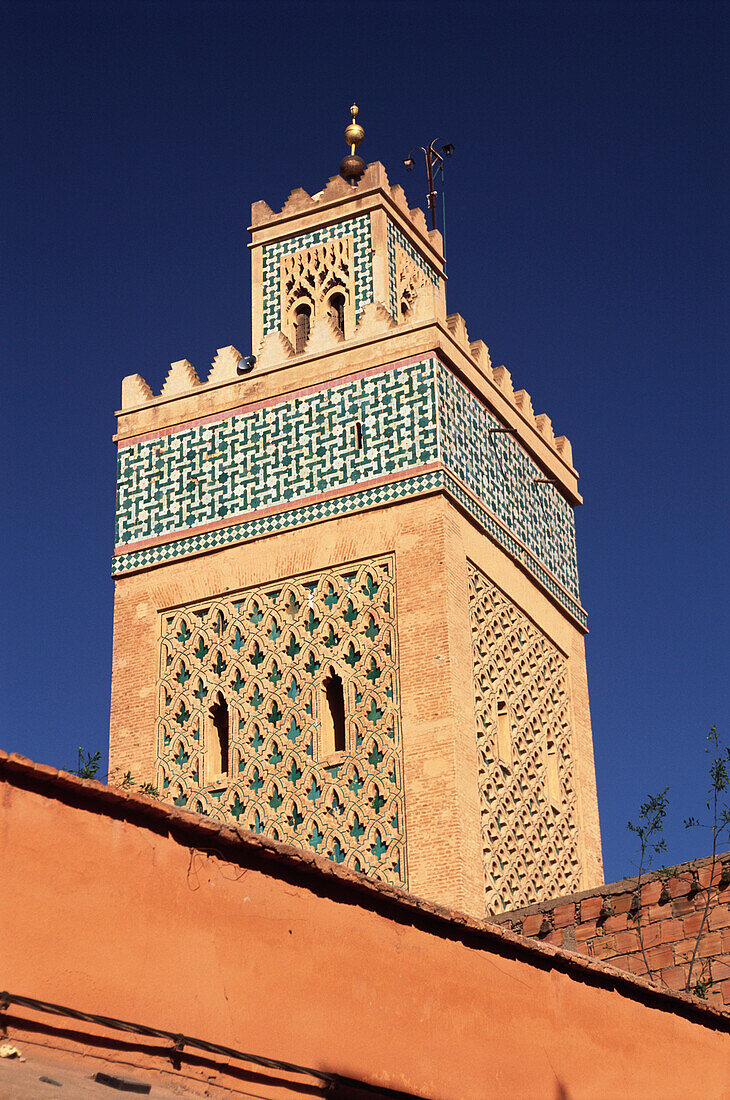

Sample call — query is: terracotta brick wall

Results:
[492,853,730,1009]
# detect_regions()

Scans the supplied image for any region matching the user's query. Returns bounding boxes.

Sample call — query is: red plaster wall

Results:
[494,855,730,1010]
[1,753,729,1100]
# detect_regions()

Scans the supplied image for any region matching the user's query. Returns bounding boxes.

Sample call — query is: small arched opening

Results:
[320,667,346,756]
[294,304,311,354]
[208,692,229,779]
[496,697,512,767]
[546,736,561,809]
[328,292,346,337]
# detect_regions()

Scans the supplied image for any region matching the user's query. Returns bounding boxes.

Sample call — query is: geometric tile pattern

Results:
[469,564,582,913]
[262,215,373,335]
[437,362,580,602]
[443,473,586,627]
[115,362,438,547]
[112,470,443,576]
[156,555,406,887]
[114,358,585,624]
[386,218,439,319]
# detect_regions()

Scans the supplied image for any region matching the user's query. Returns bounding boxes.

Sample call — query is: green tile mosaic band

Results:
[114,357,584,622]
[115,362,438,547]
[435,362,581,602]
[112,470,444,576]
[262,215,373,335]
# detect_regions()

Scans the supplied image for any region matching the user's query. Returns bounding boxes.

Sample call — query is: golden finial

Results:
[345,103,364,153]
[340,103,366,184]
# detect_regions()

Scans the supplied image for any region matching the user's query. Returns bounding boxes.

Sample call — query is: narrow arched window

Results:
[496,698,512,767]
[294,304,311,354]
[546,736,561,809]
[320,667,346,756]
[329,292,345,337]
[208,693,229,778]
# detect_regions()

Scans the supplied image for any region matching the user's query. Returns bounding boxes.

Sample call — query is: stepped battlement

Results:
[120,320,573,475]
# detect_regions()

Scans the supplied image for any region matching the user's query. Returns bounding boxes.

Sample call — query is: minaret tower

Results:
[110,109,603,917]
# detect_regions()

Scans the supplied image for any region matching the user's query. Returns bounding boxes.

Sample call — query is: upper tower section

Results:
[249,158,447,359]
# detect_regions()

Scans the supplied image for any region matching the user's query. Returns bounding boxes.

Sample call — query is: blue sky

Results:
[2,0,728,883]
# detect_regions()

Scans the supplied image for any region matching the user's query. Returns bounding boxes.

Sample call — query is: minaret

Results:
[109,108,603,917]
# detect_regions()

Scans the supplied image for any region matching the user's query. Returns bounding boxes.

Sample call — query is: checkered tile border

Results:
[112,470,442,575]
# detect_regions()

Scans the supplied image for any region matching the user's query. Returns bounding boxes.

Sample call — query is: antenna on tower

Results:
[402,139,455,238]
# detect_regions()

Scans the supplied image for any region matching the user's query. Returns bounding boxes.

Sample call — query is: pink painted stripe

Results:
[119,353,436,450]
[114,461,443,554]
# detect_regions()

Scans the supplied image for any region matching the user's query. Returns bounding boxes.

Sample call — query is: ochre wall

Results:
[493,854,730,1010]
[1,753,728,1100]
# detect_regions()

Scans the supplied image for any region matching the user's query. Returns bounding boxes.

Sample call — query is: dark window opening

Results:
[294,305,311,354]
[496,698,512,767]
[329,292,346,337]
[354,420,363,450]
[321,668,346,755]
[209,693,229,777]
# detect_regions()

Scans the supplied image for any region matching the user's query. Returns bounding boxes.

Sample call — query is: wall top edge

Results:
[1,749,727,1030]
[491,851,730,921]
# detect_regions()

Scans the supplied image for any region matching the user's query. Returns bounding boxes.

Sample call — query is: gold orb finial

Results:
[345,102,364,151]
[340,103,366,184]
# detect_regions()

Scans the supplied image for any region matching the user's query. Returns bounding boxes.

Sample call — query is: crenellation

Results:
[250,199,275,226]
[207,345,243,385]
[255,329,295,367]
[469,340,491,373]
[492,364,515,400]
[121,373,153,409]
[160,358,202,397]
[514,389,535,419]
[408,205,430,237]
[535,413,555,444]
[318,173,353,204]
[302,311,345,355]
[353,300,397,339]
[446,313,470,351]
[555,436,573,466]
[279,187,315,216]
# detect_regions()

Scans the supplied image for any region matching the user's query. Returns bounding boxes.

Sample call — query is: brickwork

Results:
[492,853,730,1009]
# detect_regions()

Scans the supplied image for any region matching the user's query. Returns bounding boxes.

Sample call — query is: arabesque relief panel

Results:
[468,563,582,912]
[156,555,407,887]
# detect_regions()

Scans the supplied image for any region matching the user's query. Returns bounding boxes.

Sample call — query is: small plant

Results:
[74,748,102,779]
[627,787,669,982]
[691,965,715,1000]
[115,770,160,800]
[683,725,730,992]
[137,781,160,798]
[628,726,729,999]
